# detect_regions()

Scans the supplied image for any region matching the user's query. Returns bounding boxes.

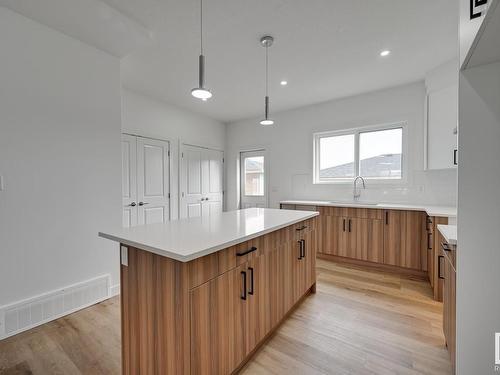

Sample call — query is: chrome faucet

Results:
[353,176,366,201]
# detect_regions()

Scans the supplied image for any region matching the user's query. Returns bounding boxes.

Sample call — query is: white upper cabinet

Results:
[425,60,459,170]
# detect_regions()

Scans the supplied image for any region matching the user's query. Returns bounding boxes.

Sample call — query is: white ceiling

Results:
[3,0,458,123]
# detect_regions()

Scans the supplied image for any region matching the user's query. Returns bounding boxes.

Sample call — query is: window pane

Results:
[319,134,355,179]
[359,128,402,178]
[244,156,264,196]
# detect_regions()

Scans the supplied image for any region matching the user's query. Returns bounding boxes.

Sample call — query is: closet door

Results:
[180,145,204,219]
[202,148,224,218]
[180,145,224,219]
[122,134,137,227]
[136,137,170,225]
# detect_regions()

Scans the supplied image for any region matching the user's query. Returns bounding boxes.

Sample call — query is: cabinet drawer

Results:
[292,218,315,240]
[218,237,262,275]
[318,206,349,217]
[188,252,219,289]
[318,206,383,220]
[295,204,317,211]
[347,207,384,220]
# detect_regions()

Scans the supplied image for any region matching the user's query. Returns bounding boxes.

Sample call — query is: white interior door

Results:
[180,144,224,219]
[122,134,137,227]
[181,145,204,219]
[240,150,268,208]
[203,148,224,218]
[136,137,170,225]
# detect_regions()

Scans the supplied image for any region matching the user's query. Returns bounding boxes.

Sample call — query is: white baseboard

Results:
[110,284,120,297]
[0,274,111,340]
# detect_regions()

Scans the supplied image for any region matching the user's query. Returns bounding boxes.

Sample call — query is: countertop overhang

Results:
[280,200,457,218]
[437,224,457,246]
[99,208,319,262]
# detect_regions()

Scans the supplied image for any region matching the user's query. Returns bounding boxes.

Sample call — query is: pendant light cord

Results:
[265,44,269,96]
[200,0,204,55]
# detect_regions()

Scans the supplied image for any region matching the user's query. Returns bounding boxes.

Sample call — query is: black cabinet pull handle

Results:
[236,246,257,257]
[301,239,306,258]
[428,233,433,250]
[441,242,451,252]
[343,219,346,232]
[438,256,445,279]
[348,219,352,233]
[385,211,389,225]
[297,240,303,260]
[241,271,247,300]
[248,267,254,295]
[295,225,308,231]
[453,149,458,165]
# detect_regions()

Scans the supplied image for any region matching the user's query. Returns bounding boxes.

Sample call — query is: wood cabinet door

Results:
[280,241,295,317]
[245,253,272,352]
[383,210,425,270]
[443,254,456,372]
[190,263,247,375]
[291,237,305,304]
[352,218,384,263]
[383,210,405,266]
[303,229,317,290]
[403,211,425,270]
[320,214,347,256]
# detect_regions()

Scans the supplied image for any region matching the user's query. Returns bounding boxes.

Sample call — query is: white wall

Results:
[226,82,457,210]
[457,61,500,374]
[121,89,226,219]
[0,9,122,306]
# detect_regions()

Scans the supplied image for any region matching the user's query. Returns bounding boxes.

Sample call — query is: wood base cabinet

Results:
[383,210,426,270]
[317,206,426,273]
[442,243,456,374]
[318,207,383,263]
[120,217,318,375]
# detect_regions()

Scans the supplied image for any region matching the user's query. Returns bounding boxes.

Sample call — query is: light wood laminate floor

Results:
[0,260,452,375]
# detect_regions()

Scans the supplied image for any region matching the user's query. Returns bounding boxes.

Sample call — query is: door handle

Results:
[236,246,257,257]
[301,239,306,258]
[385,211,389,225]
[138,202,149,206]
[453,149,458,165]
[427,233,433,250]
[343,219,346,232]
[297,240,303,260]
[438,255,445,279]
[241,271,247,300]
[205,197,209,201]
[248,267,254,295]
[128,202,137,207]
[348,219,352,233]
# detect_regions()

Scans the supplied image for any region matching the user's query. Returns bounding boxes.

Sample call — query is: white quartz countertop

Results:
[280,200,457,218]
[437,224,457,246]
[99,208,318,262]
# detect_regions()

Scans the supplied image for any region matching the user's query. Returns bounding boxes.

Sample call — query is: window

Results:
[313,123,405,183]
[244,156,265,196]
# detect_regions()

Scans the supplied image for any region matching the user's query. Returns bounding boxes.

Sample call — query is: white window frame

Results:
[313,122,408,185]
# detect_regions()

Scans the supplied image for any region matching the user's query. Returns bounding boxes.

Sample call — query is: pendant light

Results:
[260,36,274,125]
[191,0,212,100]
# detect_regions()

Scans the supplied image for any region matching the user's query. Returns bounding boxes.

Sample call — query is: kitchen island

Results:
[99,208,319,375]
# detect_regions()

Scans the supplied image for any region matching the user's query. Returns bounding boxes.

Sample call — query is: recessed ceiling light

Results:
[280,80,288,86]
[380,50,391,57]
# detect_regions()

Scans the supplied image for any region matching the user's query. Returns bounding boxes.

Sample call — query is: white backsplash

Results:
[284,169,457,207]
